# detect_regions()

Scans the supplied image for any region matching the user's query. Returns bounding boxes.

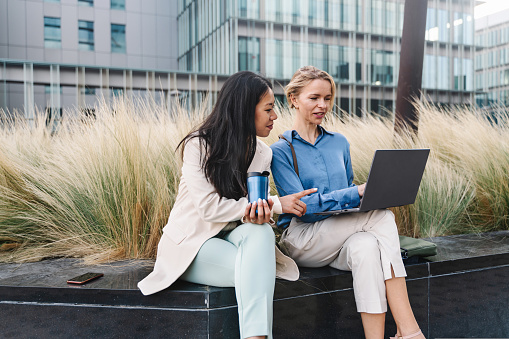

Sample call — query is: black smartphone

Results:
[67,272,104,285]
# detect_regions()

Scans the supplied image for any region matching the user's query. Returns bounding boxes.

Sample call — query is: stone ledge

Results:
[1,231,508,309]
[1,231,508,338]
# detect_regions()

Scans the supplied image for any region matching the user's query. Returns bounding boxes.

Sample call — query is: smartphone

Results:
[67,272,104,285]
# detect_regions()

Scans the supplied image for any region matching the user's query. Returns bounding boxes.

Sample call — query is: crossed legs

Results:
[360,267,423,339]
[280,210,425,338]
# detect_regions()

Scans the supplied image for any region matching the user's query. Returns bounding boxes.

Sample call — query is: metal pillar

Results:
[395,0,428,135]
[1,62,6,113]
[76,66,86,109]
[23,63,35,126]
[49,64,61,116]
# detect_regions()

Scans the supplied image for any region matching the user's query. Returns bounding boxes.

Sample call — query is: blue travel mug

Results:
[247,171,269,213]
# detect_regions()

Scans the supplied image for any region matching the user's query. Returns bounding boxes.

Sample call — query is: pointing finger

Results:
[293,188,318,199]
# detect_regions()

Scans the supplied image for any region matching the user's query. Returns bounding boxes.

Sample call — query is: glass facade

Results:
[111,24,126,53]
[262,40,398,87]
[78,21,94,51]
[44,17,61,49]
[262,0,400,35]
[475,11,509,108]
[178,0,475,115]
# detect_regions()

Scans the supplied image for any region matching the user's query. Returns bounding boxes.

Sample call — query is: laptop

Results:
[315,149,430,215]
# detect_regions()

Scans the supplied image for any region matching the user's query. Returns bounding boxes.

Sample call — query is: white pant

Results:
[280,209,406,314]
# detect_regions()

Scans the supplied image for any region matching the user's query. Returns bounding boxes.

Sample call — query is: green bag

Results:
[399,235,437,259]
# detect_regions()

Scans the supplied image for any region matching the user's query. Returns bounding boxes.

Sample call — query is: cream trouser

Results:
[180,222,276,339]
[280,209,406,314]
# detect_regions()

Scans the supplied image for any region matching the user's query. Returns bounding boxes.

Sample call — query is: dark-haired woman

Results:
[138,71,315,339]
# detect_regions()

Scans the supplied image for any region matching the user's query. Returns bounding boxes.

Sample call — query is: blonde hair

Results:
[285,66,336,112]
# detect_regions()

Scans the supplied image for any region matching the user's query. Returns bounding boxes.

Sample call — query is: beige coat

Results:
[138,138,299,296]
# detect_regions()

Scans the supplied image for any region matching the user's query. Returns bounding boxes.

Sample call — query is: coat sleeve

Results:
[182,138,247,223]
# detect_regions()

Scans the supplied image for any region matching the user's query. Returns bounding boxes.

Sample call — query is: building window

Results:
[308,0,326,27]
[239,0,259,19]
[111,87,124,97]
[310,43,327,74]
[83,87,96,95]
[328,45,350,83]
[265,39,283,78]
[238,37,260,72]
[437,56,450,90]
[111,0,125,10]
[44,17,61,48]
[370,50,394,86]
[111,24,126,53]
[78,0,93,6]
[355,48,363,83]
[78,21,94,51]
[45,85,62,94]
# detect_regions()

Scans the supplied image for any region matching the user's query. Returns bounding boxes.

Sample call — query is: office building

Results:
[0,0,185,119]
[1,0,476,119]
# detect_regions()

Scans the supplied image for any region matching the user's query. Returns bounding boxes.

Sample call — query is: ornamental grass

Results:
[0,95,508,263]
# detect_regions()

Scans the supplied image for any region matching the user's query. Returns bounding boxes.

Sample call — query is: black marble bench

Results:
[1,231,508,338]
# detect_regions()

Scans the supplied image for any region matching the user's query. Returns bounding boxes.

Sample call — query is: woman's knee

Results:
[346,232,380,260]
[367,209,399,236]
[382,208,395,218]
[237,222,276,244]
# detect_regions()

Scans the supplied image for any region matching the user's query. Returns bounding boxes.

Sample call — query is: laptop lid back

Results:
[359,149,430,211]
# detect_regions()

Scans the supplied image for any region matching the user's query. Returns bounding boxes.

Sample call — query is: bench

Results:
[1,231,508,338]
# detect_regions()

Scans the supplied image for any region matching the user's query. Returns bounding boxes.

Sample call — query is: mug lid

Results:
[247,171,270,178]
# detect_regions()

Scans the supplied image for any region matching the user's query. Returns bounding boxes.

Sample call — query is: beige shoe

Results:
[390,329,422,339]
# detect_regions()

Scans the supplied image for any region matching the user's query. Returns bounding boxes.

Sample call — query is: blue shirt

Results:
[270,126,361,228]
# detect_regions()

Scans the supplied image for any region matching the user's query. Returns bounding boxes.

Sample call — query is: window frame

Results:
[78,20,95,51]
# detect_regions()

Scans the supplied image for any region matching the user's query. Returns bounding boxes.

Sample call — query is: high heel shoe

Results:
[390,329,422,339]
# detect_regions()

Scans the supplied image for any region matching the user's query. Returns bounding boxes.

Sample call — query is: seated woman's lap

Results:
[180,237,237,287]
[180,223,276,288]
[280,209,400,268]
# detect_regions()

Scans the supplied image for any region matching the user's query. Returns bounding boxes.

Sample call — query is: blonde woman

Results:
[270,66,425,339]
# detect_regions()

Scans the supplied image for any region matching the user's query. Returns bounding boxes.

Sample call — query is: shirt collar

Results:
[284,125,332,144]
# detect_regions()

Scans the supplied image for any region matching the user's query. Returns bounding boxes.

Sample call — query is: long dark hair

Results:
[178,71,273,200]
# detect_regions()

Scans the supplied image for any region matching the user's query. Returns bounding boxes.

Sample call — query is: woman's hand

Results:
[243,198,275,224]
[357,183,366,197]
[279,188,317,217]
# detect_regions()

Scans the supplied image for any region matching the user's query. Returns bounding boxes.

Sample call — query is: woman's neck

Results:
[292,118,320,144]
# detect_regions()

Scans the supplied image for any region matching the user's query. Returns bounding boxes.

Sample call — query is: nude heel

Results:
[390,329,423,339]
